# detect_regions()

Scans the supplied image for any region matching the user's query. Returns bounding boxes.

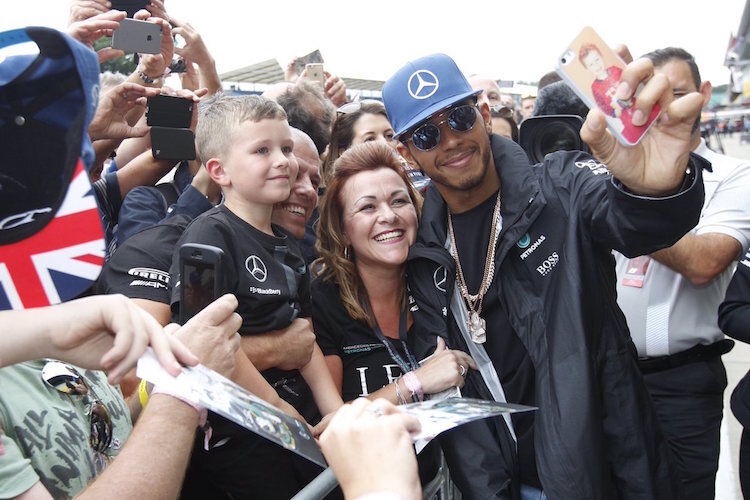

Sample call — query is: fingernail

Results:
[632,109,645,126]
[588,115,603,132]
[616,81,630,100]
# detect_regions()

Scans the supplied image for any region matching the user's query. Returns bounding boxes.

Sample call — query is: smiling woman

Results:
[311,141,477,488]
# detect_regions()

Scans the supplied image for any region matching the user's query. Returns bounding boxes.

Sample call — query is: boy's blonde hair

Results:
[196,94,288,162]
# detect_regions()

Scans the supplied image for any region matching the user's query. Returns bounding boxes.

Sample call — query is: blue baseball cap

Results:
[0,26,101,245]
[382,53,481,140]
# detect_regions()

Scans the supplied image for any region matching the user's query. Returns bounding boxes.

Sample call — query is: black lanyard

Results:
[372,310,419,373]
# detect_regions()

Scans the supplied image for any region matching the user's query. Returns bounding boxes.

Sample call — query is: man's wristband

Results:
[151,386,213,450]
[151,385,205,415]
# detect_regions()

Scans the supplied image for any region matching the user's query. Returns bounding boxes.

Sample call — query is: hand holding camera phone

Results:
[305,63,326,86]
[111,18,162,54]
[179,244,224,325]
[293,49,323,75]
[147,94,196,160]
[555,26,660,146]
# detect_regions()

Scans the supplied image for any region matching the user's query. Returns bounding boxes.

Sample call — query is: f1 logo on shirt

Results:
[408,70,439,100]
[245,255,267,282]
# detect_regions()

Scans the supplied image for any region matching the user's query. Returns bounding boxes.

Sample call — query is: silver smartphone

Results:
[305,63,325,86]
[111,18,162,54]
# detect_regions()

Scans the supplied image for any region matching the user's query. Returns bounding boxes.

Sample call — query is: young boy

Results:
[170,95,342,498]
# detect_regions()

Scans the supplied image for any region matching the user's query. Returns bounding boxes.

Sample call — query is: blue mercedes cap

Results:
[382,53,481,140]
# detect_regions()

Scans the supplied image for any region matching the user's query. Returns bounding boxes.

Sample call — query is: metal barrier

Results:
[291,449,456,500]
[291,467,338,500]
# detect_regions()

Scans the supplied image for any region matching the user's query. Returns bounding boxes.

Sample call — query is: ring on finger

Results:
[459,364,466,377]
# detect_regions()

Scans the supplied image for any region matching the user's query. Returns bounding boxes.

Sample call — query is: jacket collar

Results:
[413,134,543,255]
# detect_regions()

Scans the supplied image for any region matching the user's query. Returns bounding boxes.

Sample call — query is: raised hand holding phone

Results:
[556,26,659,146]
[557,27,703,196]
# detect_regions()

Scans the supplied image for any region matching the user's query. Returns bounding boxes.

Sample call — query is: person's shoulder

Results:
[700,147,750,180]
[182,205,232,234]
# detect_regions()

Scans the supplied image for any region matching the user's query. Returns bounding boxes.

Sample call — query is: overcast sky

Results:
[3,1,745,88]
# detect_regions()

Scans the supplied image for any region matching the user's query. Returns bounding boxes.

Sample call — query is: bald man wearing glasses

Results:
[383,52,707,499]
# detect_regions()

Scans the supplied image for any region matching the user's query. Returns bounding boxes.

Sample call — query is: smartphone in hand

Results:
[179,244,224,325]
[111,18,161,54]
[110,0,149,18]
[305,63,325,86]
[293,49,323,75]
[147,94,194,128]
[555,26,660,145]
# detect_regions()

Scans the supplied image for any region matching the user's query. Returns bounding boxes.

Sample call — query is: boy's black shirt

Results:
[170,204,315,439]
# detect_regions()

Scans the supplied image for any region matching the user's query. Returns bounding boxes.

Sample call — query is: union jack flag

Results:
[0,160,104,310]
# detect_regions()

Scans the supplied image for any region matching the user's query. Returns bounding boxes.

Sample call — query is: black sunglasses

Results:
[403,104,479,152]
[41,361,113,454]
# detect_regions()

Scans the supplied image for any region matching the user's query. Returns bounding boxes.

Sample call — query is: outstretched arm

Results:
[0,294,195,383]
[299,342,344,415]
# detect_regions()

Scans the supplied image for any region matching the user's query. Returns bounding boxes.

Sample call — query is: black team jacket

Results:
[406,134,707,499]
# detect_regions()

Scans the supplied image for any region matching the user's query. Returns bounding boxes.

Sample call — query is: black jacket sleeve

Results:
[541,150,706,258]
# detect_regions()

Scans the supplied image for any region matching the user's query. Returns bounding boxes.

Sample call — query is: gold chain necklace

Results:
[447,190,501,344]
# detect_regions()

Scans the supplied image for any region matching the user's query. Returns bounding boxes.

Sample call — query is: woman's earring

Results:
[344,246,350,260]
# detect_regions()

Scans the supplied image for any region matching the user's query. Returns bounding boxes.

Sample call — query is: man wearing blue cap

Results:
[383,53,707,499]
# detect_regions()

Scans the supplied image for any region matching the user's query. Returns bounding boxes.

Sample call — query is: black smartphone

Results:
[111,18,161,54]
[146,94,193,128]
[111,0,149,18]
[150,126,196,160]
[179,243,224,324]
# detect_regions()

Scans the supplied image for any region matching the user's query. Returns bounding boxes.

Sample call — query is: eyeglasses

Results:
[404,104,479,152]
[41,361,113,454]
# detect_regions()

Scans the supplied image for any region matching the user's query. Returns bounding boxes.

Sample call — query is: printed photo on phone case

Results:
[555,26,660,145]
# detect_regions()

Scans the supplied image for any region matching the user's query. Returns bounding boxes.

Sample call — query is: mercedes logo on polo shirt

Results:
[245,255,267,282]
[408,70,439,99]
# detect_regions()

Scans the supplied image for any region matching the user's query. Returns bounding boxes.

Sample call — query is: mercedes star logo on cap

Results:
[408,70,439,100]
